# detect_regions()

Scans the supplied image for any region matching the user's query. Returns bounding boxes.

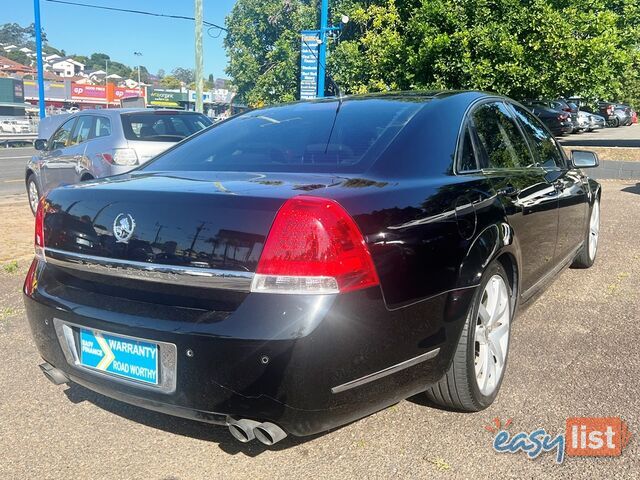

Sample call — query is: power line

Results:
[43,0,227,31]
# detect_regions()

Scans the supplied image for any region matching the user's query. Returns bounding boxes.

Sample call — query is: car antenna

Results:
[301,37,344,155]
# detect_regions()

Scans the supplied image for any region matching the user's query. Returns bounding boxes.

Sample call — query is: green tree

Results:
[224,0,640,104]
[0,22,47,45]
[172,67,195,84]
[159,75,182,89]
[224,0,317,106]
[5,50,31,66]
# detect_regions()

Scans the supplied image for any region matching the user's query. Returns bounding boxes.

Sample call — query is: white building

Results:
[50,57,85,77]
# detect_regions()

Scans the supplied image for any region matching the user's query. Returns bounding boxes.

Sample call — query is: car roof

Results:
[66,108,201,117]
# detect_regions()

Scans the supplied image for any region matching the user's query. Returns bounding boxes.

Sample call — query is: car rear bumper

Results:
[24,258,472,436]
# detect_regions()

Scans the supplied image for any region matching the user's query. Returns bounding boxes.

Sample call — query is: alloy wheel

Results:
[474,275,510,396]
[28,180,39,213]
[589,199,600,261]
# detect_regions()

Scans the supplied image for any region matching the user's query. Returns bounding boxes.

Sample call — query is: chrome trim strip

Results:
[331,348,440,394]
[44,247,254,291]
[53,318,178,394]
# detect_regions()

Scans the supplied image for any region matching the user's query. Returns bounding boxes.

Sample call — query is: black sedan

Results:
[522,101,573,136]
[24,91,601,446]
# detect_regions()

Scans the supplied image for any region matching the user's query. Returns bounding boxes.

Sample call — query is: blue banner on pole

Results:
[300,31,320,100]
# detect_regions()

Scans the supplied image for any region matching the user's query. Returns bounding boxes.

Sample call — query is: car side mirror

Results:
[571,150,599,168]
[34,139,47,151]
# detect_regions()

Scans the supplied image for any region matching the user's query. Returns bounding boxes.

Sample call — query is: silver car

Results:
[25,108,212,214]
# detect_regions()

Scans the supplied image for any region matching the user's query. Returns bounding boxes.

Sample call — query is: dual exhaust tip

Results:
[227,418,287,446]
[39,363,286,445]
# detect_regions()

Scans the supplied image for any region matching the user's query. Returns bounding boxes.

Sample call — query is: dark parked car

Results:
[596,102,620,127]
[522,102,573,136]
[525,99,580,133]
[24,92,601,446]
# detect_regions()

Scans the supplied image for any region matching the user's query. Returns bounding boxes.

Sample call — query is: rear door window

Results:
[471,102,534,169]
[70,115,94,145]
[121,112,212,142]
[94,116,111,138]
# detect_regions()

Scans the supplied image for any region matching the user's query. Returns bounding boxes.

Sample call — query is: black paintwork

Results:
[24,91,600,437]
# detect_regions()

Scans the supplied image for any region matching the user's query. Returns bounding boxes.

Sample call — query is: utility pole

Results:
[33,0,46,119]
[105,59,109,108]
[134,51,143,97]
[317,0,329,98]
[194,0,204,113]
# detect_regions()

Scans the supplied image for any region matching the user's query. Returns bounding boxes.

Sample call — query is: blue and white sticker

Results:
[79,329,158,385]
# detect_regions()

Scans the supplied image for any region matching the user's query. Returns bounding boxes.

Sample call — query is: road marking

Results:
[0,155,32,160]
[2,179,22,183]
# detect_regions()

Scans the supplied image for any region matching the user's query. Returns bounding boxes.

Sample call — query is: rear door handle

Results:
[497,185,520,197]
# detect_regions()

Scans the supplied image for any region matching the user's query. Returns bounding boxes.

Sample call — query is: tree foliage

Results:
[224,0,640,107]
[224,0,317,106]
[172,67,195,84]
[159,75,182,88]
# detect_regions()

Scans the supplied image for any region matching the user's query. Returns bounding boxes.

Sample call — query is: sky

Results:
[2,0,237,78]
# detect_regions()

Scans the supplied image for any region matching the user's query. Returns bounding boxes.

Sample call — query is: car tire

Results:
[27,174,40,216]
[610,117,620,128]
[572,197,600,269]
[425,261,512,411]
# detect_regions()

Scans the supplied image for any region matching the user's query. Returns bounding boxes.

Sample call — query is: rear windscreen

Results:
[121,112,212,142]
[142,99,422,173]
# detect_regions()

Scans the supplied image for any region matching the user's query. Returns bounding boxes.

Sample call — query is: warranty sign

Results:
[79,329,159,385]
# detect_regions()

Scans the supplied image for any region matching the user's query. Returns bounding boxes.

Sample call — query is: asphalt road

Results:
[0,180,638,478]
[0,147,33,197]
[558,123,640,147]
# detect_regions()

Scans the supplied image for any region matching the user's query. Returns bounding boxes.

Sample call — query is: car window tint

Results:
[458,126,477,171]
[121,113,212,142]
[49,118,76,150]
[71,116,93,145]
[94,116,111,138]
[472,102,533,169]
[511,104,563,168]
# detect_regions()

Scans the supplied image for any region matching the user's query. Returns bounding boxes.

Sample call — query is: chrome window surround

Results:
[44,247,254,292]
[53,318,177,394]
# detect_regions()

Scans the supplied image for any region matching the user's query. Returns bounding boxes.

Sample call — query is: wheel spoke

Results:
[480,348,492,391]
[485,350,496,388]
[478,303,490,326]
[488,334,504,368]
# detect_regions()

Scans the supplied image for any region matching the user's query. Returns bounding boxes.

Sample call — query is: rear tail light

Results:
[34,197,45,258]
[98,149,138,166]
[24,259,38,296]
[252,196,380,294]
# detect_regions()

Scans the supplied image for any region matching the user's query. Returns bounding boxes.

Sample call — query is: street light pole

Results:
[33,0,46,119]
[194,0,204,113]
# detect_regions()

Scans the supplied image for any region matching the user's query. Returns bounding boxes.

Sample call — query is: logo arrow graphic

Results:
[95,332,115,371]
